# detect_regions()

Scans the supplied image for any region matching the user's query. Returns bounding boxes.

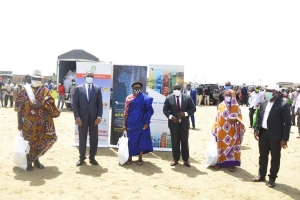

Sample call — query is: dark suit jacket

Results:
[163,94,196,131]
[183,89,197,105]
[73,84,103,123]
[254,97,291,142]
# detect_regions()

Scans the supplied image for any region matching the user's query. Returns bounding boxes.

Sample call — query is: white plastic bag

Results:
[117,132,129,165]
[13,132,30,170]
[205,137,218,168]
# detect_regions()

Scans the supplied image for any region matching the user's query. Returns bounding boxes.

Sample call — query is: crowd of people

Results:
[2,70,299,189]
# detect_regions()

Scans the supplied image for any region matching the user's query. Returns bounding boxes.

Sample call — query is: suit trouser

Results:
[242,96,248,106]
[197,95,203,106]
[190,115,195,127]
[0,92,3,106]
[78,114,98,160]
[5,95,13,107]
[170,123,189,161]
[258,128,281,179]
[249,107,255,127]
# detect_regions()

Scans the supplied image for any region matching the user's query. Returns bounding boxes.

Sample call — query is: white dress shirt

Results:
[262,102,274,129]
[85,83,92,100]
[249,91,264,109]
[168,94,188,121]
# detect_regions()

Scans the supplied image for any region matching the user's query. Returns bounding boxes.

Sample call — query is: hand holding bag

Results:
[13,131,30,170]
[117,132,129,165]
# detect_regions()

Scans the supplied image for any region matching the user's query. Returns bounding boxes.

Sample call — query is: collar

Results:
[85,82,92,87]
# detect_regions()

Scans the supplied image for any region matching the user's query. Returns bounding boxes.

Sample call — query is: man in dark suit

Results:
[183,83,197,129]
[163,83,196,167]
[252,84,291,187]
[73,71,103,166]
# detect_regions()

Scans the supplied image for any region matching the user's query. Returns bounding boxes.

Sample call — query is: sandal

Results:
[229,166,236,172]
[297,135,300,138]
[126,159,132,165]
[214,164,220,170]
[137,160,144,166]
[34,159,44,169]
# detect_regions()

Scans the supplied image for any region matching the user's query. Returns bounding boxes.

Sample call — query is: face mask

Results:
[173,89,181,96]
[72,82,75,84]
[86,77,93,84]
[225,96,231,102]
[297,88,300,92]
[265,92,274,101]
[255,89,259,93]
[224,86,231,90]
[31,80,41,87]
[133,89,141,94]
[186,86,191,90]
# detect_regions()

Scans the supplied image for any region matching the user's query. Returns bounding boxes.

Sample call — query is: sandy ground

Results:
[0,103,300,200]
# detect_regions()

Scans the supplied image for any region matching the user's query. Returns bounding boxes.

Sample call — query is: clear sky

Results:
[0,0,299,86]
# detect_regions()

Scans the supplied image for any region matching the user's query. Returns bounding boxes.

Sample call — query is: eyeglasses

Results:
[173,88,181,90]
[86,76,94,78]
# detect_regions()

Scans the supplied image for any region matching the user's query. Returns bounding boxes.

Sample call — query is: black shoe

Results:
[76,160,84,166]
[252,175,266,182]
[34,159,44,169]
[26,163,34,171]
[192,127,195,130]
[267,178,276,188]
[183,160,191,167]
[89,159,99,165]
[170,160,178,166]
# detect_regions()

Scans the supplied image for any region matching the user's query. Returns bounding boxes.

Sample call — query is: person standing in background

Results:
[4,79,14,107]
[291,86,300,126]
[204,85,211,106]
[241,84,249,106]
[184,83,197,129]
[69,79,77,111]
[248,86,264,128]
[0,78,4,107]
[57,81,65,111]
[196,84,204,106]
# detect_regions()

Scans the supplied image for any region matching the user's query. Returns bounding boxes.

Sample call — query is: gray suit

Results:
[73,83,103,160]
[163,94,196,161]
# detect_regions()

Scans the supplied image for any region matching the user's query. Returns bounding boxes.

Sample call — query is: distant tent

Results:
[58,49,101,62]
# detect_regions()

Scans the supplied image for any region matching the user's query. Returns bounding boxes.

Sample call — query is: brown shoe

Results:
[267,178,276,188]
[252,175,266,182]
[170,160,178,166]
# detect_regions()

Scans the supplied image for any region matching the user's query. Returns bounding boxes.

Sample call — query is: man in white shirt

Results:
[294,91,300,138]
[4,79,14,107]
[291,86,300,126]
[248,86,264,128]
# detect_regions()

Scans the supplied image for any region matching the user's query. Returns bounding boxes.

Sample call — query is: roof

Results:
[0,71,13,77]
[58,49,100,62]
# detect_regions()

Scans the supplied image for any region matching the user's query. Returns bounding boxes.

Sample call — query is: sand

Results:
[0,104,300,200]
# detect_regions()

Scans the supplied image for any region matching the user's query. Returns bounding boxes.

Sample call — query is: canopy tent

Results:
[58,49,101,62]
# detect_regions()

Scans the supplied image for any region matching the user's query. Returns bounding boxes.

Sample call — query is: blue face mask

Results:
[224,86,231,90]
[86,77,93,84]
[265,92,274,101]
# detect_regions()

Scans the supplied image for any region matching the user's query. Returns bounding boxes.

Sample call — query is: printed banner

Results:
[110,65,147,146]
[74,62,112,147]
[148,64,184,151]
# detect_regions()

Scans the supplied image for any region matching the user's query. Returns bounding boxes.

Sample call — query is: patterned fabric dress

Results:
[124,93,154,157]
[212,89,245,167]
[15,85,60,164]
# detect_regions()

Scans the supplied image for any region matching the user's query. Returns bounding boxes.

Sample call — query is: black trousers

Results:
[170,123,189,161]
[297,108,300,133]
[249,107,255,127]
[5,95,13,107]
[258,128,281,179]
[78,114,98,160]
[291,106,296,125]
[242,96,248,106]
[0,92,3,106]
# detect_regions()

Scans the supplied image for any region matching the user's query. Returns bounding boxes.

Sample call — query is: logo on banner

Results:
[103,102,108,108]
[91,65,96,72]
[102,86,109,92]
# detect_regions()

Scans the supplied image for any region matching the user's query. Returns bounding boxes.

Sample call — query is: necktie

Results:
[88,85,91,101]
[176,96,180,111]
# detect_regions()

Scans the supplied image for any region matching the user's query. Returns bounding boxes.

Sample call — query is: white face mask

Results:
[86,77,94,84]
[31,80,41,87]
[297,88,300,92]
[173,89,181,96]
[225,96,231,102]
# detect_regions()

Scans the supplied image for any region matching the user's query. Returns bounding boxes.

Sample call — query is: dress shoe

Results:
[170,160,178,166]
[267,178,276,188]
[252,175,266,182]
[183,161,191,167]
[192,127,195,130]
[76,160,84,166]
[89,159,99,165]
